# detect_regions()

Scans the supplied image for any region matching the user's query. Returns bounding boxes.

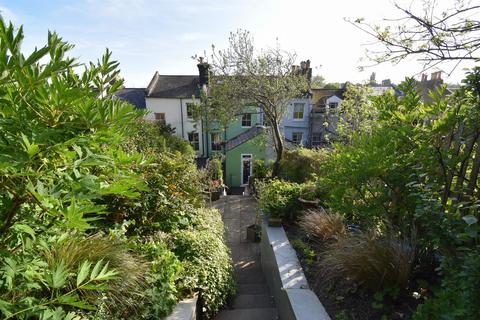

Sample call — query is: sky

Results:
[0,0,477,87]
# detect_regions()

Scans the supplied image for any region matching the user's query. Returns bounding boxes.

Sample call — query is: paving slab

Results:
[214,195,278,320]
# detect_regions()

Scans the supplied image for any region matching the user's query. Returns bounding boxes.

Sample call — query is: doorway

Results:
[240,154,252,186]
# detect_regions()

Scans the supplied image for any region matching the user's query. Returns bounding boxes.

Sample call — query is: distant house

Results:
[115,88,146,109]
[139,60,316,188]
[369,79,403,96]
[280,97,312,147]
[416,72,451,103]
[309,88,345,147]
[144,72,206,157]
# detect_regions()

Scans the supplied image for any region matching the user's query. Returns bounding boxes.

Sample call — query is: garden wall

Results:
[260,217,330,320]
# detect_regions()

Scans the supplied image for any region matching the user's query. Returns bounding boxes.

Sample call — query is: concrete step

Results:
[232,294,275,309]
[214,308,278,320]
[236,266,266,284]
[237,283,269,295]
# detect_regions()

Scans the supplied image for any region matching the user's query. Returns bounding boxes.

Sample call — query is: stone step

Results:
[214,308,278,320]
[236,266,266,284]
[237,283,269,295]
[232,294,275,309]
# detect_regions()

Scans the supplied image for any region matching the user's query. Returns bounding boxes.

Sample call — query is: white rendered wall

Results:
[145,97,204,156]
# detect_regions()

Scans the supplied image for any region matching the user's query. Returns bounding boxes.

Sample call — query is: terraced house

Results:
[117,61,323,188]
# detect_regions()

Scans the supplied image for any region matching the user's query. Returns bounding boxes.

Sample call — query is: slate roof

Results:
[225,125,265,151]
[114,88,146,109]
[146,72,201,98]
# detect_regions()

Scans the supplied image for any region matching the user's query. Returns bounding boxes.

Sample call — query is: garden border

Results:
[260,216,330,320]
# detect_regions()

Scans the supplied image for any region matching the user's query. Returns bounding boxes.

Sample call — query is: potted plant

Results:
[247,207,262,242]
[206,157,224,202]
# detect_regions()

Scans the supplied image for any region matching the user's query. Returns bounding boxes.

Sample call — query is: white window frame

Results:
[292,132,303,144]
[211,132,222,151]
[188,131,199,151]
[293,103,305,120]
[240,154,253,186]
[311,132,322,146]
[154,112,166,124]
[186,103,194,119]
[241,113,252,127]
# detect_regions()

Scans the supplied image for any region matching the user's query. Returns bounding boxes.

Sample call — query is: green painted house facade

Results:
[205,106,270,188]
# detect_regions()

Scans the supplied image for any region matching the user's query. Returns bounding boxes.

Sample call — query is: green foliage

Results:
[0,19,234,319]
[322,233,414,291]
[414,253,480,320]
[313,68,480,316]
[125,119,195,158]
[207,158,223,181]
[171,208,235,319]
[291,239,316,266]
[252,159,272,180]
[257,179,303,220]
[279,147,327,183]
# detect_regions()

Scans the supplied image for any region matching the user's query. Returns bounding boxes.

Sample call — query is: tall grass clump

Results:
[299,209,346,241]
[322,232,415,290]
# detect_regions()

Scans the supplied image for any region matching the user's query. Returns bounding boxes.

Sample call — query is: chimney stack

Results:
[197,57,210,87]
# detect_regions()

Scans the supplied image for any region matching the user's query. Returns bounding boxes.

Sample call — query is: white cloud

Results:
[0,5,17,23]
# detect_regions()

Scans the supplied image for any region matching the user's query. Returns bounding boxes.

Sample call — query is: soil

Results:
[284,222,423,320]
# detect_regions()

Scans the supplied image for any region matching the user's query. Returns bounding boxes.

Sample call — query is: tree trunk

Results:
[271,121,284,177]
[466,140,480,197]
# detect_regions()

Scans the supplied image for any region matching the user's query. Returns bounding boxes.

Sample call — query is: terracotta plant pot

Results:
[298,197,320,209]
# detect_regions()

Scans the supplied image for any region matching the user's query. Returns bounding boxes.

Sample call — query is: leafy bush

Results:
[257,179,303,220]
[171,208,235,319]
[414,252,480,320]
[279,148,328,183]
[299,209,346,240]
[322,233,415,291]
[0,233,148,319]
[291,239,316,266]
[126,119,195,158]
[253,159,272,180]
[0,18,234,320]
[132,237,182,318]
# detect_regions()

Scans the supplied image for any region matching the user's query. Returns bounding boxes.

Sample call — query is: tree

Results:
[204,30,310,176]
[311,74,326,89]
[350,0,480,73]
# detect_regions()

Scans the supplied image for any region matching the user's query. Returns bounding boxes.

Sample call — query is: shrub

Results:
[171,208,235,319]
[322,232,414,291]
[133,237,182,318]
[299,209,346,240]
[257,179,303,220]
[253,159,272,180]
[414,252,480,320]
[279,148,328,183]
[0,233,149,319]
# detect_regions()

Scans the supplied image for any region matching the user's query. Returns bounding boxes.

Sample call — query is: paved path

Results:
[213,195,278,320]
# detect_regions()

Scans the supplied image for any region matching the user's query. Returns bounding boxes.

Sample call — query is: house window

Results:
[188,132,199,151]
[293,103,304,119]
[328,102,338,109]
[211,132,222,151]
[241,113,252,127]
[292,132,303,144]
[154,112,166,124]
[186,103,194,119]
[311,132,322,146]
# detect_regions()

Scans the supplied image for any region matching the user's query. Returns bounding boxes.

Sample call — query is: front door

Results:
[241,154,252,186]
